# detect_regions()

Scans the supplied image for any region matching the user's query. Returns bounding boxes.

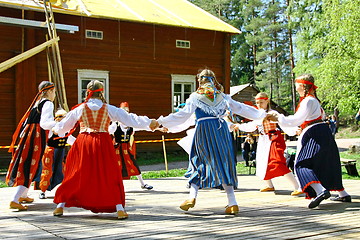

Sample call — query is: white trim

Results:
[77,69,109,103]
[171,74,196,112]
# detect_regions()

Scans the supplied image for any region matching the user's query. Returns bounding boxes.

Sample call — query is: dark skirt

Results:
[295,123,344,198]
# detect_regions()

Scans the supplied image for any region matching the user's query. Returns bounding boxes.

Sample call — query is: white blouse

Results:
[38,99,56,138]
[157,93,266,132]
[53,99,151,136]
[278,96,324,128]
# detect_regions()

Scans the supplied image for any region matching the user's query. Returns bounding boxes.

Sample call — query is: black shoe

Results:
[308,190,331,208]
[141,184,153,190]
[39,192,46,199]
[330,195,351,202]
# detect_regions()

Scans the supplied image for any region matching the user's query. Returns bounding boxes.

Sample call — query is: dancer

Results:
[157,68,266,215]
[268,74,351,208]
[38,109,76,199]
[52,80,158,219]
[232,92,302,195]
[7,81,56,211]
[109,102,153,190]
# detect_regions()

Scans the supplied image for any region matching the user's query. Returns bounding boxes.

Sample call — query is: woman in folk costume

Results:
[38,109,76,199]
[268,74,351,208]
[232,92,302,195]
[157,68,266,215]
[108,102,153,190]
[52,80,157,219]
[7,81,56,211]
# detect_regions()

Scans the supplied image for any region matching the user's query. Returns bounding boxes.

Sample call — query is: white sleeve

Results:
[66,135,77,146]
[40,101,56,130]
[157,98,196,131]
[277,99,313,127]
[237,121,258,132]
[108,104,151,130]
[108,122,117,135]
[52,106,83,136]
[226,95,266,120]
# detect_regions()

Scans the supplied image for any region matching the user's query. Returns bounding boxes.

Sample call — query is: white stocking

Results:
[264,180,274,188]
[189,183,199,199]
[137,174,145,186]
[116,204,124,211]
[57,202,65,208]
[284,172,300,190]
[12,186,27,203]
[338,190,350,197]
[310,183,326,195]
[222,184,237,206]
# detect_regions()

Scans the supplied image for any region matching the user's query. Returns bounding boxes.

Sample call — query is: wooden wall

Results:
[0,7,232,157]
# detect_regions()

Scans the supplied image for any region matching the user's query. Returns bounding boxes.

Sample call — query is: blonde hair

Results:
[86,80,106,103]
[255,92,270,111]
[196,68,224,92]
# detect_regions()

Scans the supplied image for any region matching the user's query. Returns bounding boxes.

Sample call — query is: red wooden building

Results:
[0,0,240,163]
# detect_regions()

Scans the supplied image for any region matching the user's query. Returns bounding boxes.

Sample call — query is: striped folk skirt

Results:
[185,118,238,189]
[295,123,344,198]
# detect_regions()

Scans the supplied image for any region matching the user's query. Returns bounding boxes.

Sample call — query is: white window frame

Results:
[171,74,196,112]
[77,69,109,104]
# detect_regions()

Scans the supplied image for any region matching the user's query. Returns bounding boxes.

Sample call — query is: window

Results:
[171,74,196,112]
[176,40,190,49]
[77,70,109,103]
[85,30,103,40]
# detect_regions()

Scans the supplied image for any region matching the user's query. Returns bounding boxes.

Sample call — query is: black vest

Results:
[114,123,133,143]
[47,134,68,148]
[27,99,49,124]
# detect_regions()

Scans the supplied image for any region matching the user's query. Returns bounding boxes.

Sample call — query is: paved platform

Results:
[0,175,359,239]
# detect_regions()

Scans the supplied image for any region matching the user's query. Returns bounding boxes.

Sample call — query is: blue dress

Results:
[186,108,237,189]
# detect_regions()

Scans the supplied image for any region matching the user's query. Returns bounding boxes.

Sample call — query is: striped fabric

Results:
[185,109,237,189]
[295,123,344,198]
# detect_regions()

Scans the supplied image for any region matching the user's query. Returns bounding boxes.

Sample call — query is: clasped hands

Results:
[149,119,168,132]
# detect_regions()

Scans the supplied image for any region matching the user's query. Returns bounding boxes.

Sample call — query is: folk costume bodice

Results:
[80,103,111,133]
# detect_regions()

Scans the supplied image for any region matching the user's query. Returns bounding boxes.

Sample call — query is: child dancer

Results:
[157,68,266,215]
[7,81,56,210]
[38,109,76,199]
[268,74,351,208]
[109,102,153,190]
[52,80,157,219]
[232,92,302,195]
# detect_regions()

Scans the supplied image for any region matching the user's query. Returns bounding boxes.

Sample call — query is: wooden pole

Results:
[162,135,168,174]
[0,37,59,73]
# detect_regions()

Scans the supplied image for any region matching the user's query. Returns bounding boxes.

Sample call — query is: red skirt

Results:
[54,132,125,213]
[116,142,141,180]
[264,131,291,180]
[6,124,47,188]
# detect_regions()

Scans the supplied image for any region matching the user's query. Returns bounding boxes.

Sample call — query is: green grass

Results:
[136,151,188,166]
[131,168,187,179]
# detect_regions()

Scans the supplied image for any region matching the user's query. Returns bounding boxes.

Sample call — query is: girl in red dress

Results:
[52,80,157,219]
[233,92,302,195]
[7,81,56,211]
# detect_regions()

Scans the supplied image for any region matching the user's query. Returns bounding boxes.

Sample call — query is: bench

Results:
[340,158,359,177]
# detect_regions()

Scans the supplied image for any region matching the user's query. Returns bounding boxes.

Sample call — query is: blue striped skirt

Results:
[185,118,238,189]
[295,123,344,198]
